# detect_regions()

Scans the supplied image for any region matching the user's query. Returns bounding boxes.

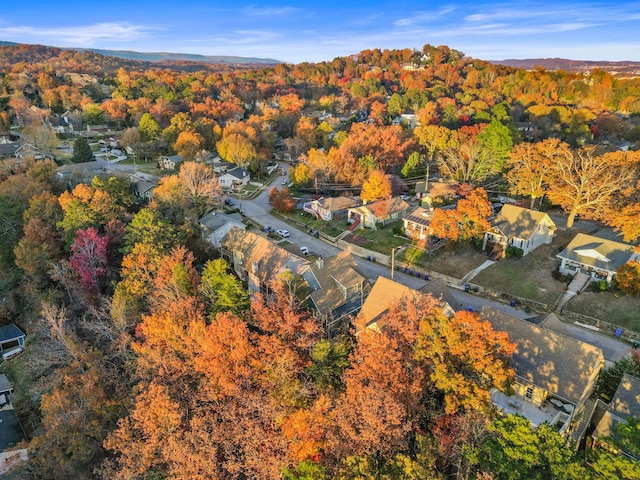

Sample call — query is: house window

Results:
[525,387,533,400]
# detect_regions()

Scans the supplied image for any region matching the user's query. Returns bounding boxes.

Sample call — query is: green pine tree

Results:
[72,137,95,163]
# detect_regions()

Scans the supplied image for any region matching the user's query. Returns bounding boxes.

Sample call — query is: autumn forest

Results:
[0,42,639,479]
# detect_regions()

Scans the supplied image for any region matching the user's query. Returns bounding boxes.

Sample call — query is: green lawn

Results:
[563,290,640,332]
[350,226,406,254]
[400,242,488,279]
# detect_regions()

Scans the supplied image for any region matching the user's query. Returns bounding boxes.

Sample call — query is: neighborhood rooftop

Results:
[479,306,604,406]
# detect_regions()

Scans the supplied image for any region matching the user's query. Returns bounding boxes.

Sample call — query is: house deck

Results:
[491,389,571,431]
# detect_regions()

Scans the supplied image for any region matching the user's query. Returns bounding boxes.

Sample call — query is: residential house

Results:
[515,121,536,141]
[200,211,245,249]
[86,124,109,133]
[221,227,309,294]
[53,115,74,135]
[303,196,361,221]
[0,374,13,405]
[480,307,604,442]
[482,204,556,257]
[218,166,250,190]
[356,276,458,334]
[347,197,410,230]
[302,250,370,332]
[15,143,45,160]
[391,114,419,129]
[0,324,25,353]
[557,229,639,284]
[56,161,107,186]
[158,154,184,171]
[0,142,18,159]
[129,174,158,200]
[591,373,640,454]
[403,206,434,240]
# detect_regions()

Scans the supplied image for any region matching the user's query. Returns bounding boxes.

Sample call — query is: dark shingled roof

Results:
[307,250,369,317]
[480,307,603,405]
[0,324,25,344]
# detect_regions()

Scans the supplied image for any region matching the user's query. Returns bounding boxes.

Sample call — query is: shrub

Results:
[392,225,404,236]
[505,246,523,258]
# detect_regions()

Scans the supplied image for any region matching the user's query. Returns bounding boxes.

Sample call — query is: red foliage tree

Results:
[69,227,108,296]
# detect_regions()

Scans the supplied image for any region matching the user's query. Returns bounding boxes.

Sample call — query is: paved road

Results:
[237,175,633,361]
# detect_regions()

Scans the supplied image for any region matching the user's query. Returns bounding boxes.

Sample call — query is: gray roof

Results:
[307,250,369,317]
[0,409,25,451]
[480,307,604,405]
[557,232,635,273]
[593,374,640,440]
[490,204,555,240]
[0,143,18,156]
[221,166,249,180]
[403,206,434,227]
[418,277,462,311]
[0,324,25,344]
[200,211,244,231]
[0,374,12,395]
[609,373,640,419]
[221,227,309,286]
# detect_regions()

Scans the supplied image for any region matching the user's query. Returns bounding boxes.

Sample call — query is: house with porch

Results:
[302,250,370,333]
[557,229,638,284]
[347,197,410,230]
[480,307,604,443]
[218,166,250,190]
[158,154,184,171]
[403,206,434,240]
[482,204,556,258]
[303,196,361,221]
[0,324,26,354]
[220,227,309,295]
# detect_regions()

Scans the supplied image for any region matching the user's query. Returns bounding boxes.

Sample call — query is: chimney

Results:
[316,257,324,269]
[251,261,259,274]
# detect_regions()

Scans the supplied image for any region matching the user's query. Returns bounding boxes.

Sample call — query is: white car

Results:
[299,246,309,255]
[400,194,411,201]
[276,229,290,238]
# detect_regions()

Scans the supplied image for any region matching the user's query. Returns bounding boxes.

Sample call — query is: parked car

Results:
[276,229,290,238]
[400,194,411,201]
[224,198,235,206]
[299,246,309,255]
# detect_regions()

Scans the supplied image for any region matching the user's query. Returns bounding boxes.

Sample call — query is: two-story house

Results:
[220,227,309,295]
[158,154,184,171]
[302,250,370,334]
[480,307,604,443]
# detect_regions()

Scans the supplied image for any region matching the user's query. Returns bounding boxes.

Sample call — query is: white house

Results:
[218,166,250,190]
[483,205,556,257]
[557,229,639,284]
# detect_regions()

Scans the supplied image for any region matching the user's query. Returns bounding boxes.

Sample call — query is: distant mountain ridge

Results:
[0,40,280,65]
[494,58,640,76]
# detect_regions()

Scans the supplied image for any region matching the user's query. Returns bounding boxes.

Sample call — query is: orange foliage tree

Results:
[360,169,392,202]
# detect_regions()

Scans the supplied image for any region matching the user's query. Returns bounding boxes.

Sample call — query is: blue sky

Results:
[2,1,640,63]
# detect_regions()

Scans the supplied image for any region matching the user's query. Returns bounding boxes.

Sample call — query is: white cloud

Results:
[0,22,161,46]
[243,6,301,16]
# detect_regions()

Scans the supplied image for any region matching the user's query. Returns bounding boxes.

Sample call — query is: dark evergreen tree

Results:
[72,136,95,163]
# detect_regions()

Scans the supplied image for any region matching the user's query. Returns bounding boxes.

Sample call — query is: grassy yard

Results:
[472,229,579,306]
[563,290,640,332]
[346,225,406,254]
[400,242,488,279]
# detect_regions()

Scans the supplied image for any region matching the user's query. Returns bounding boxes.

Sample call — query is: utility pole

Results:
[391,245,404,280]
